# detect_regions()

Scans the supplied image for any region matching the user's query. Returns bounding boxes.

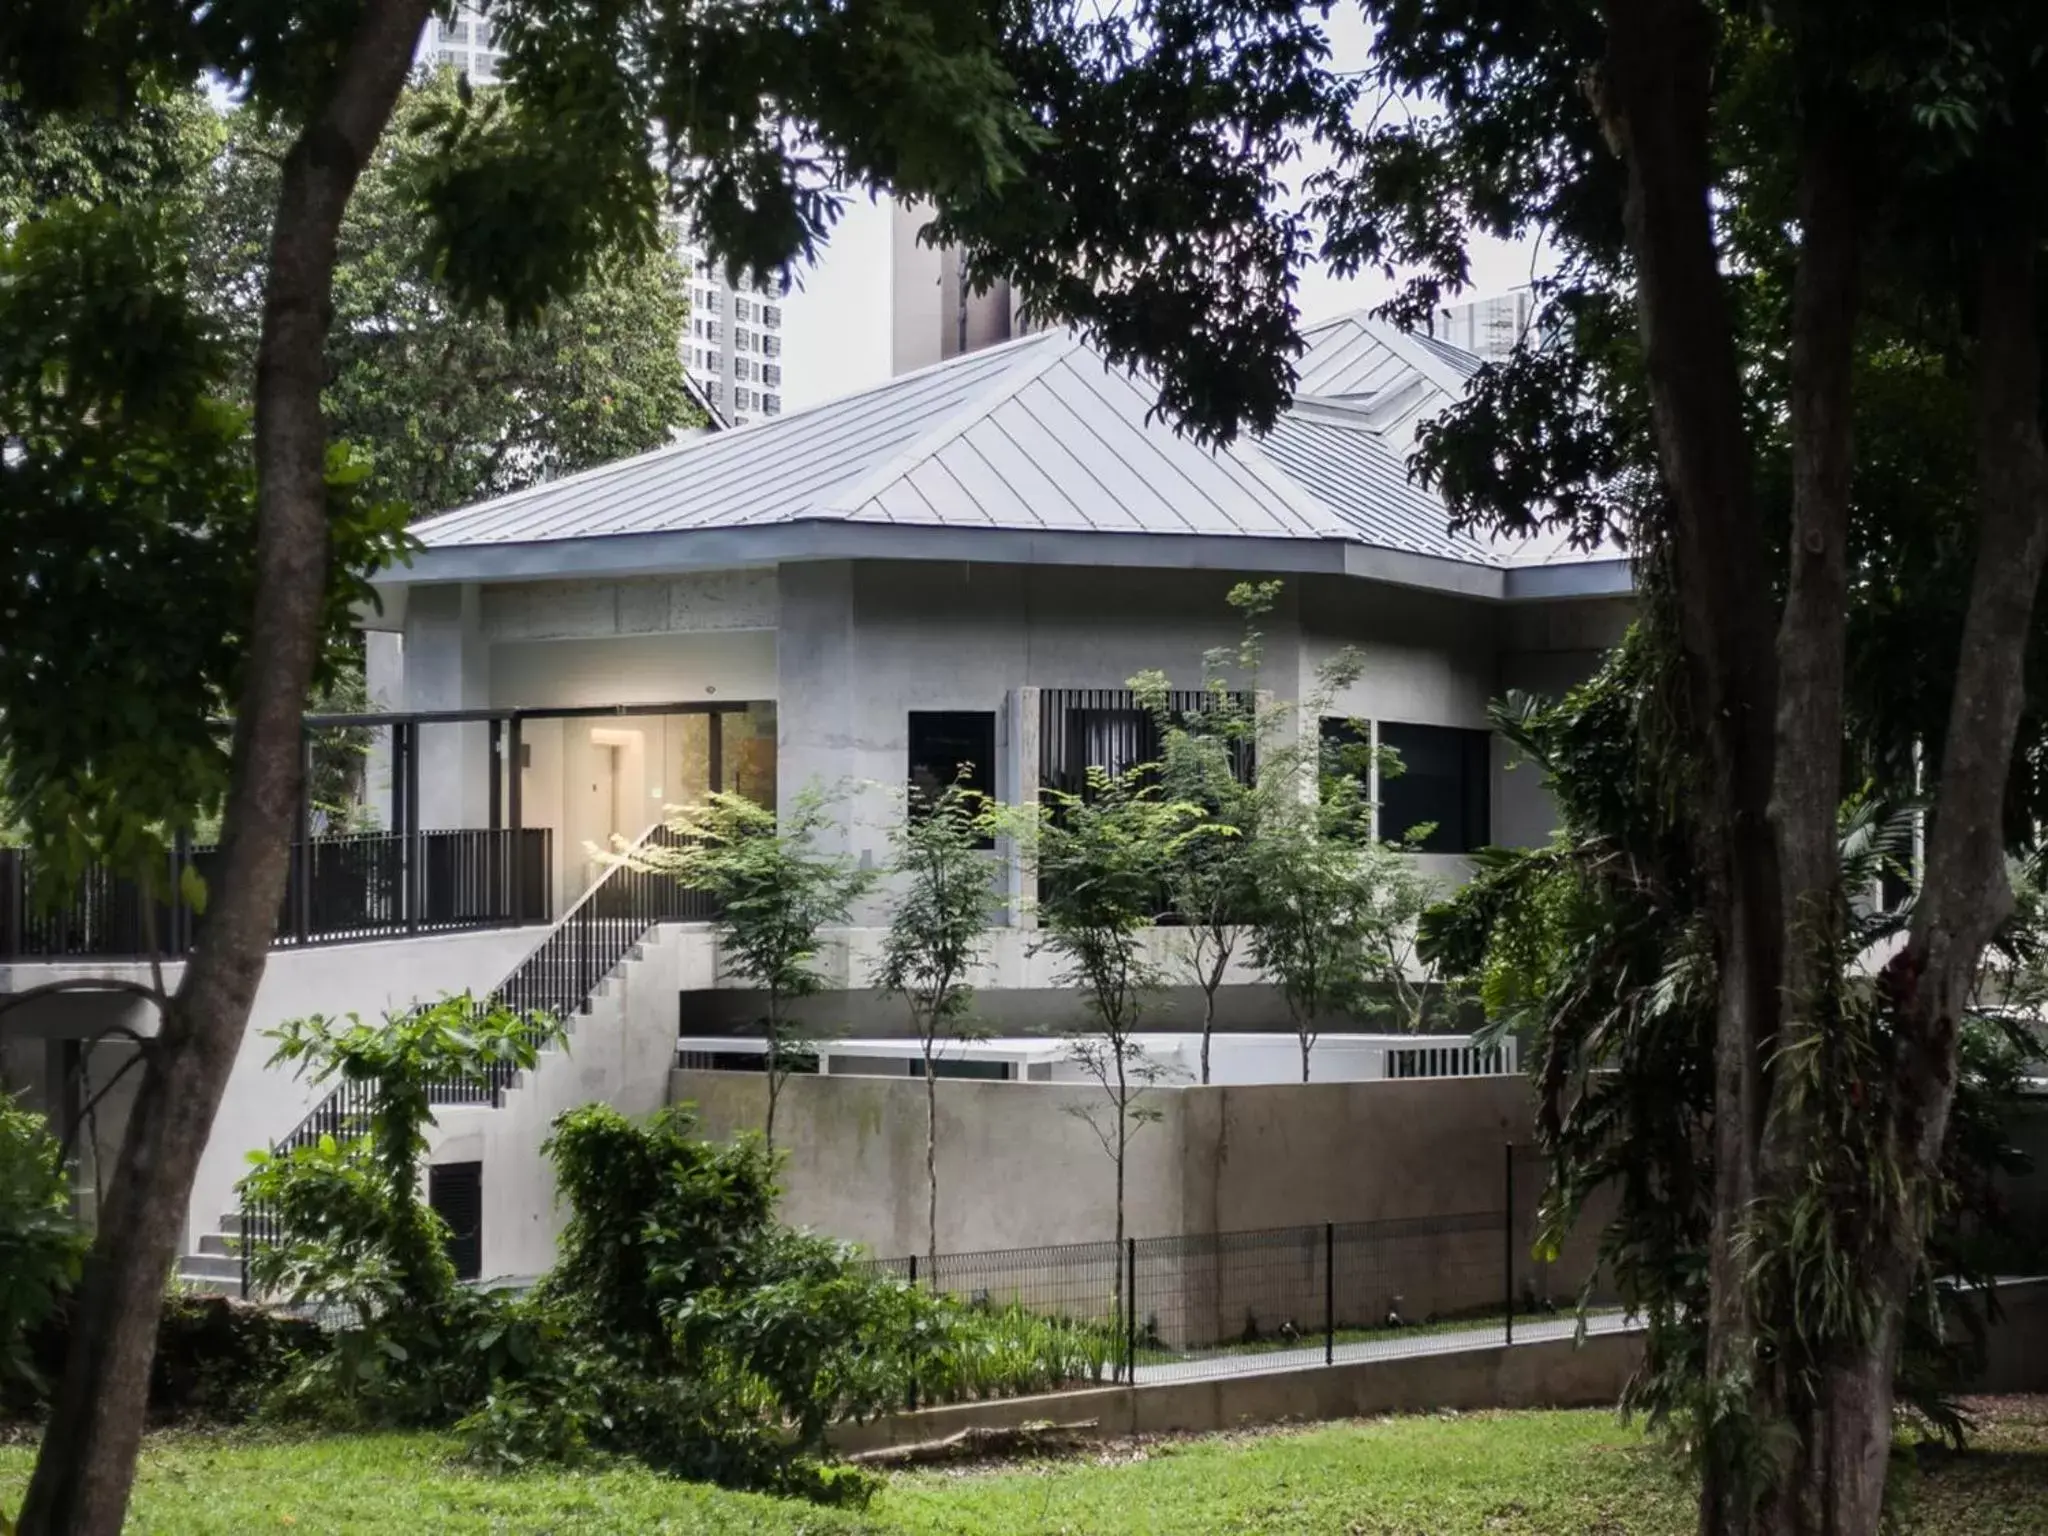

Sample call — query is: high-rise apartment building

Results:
[415,7,790,426]
[679,241,789,425]
[419,3,500,83]
[890,200,1030,375]
[1427,288,1536,364]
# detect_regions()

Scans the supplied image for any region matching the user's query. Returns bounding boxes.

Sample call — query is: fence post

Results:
[1503,1143,1515,1348]
[1125,1236,1138,1384]
[1325,1221,1335,1366]
[906,1254,920,1412]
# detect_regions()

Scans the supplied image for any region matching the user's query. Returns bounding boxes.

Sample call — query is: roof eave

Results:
[378,521,1635,603]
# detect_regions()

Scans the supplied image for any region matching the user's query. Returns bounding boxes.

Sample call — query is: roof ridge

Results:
[1352,317,1474,399]
[819,330,1085,519]
[412,331,1067,538]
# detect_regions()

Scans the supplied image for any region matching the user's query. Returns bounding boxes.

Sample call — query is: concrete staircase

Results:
[177,1211,249,1296]
[174,917,685,1297]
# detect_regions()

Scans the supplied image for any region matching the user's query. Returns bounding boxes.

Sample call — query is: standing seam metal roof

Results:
[409,318,1529,569]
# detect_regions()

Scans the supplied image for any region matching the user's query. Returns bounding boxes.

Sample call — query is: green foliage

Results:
[12,1292,325,1423]
[876,778,1000,1052]
[1417,635,2038,1441]
[21,1404,2048,1534]
[538,1102,781,1355]
[0,1096,85,1394]
[190,74,700,520]
[876,776,1002,1254]
[0,193,409,891]
[251,997,561,1314]
[1000,767,1208,1250]
[1248,772,1439,1080]
[644,790,876,1148]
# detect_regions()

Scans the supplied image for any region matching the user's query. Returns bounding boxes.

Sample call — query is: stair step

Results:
[178,1253,241,1281]
[199,1232,235,1257]
[176,1274,243,1297]
[217,1211,243,1236]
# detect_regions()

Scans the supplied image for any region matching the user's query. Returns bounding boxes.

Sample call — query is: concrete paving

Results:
[1132,1309,1640,1385]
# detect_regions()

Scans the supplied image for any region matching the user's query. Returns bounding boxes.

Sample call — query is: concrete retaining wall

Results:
[830,1329,1645,1453]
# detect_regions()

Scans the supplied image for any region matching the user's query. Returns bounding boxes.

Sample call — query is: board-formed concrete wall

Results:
[671,1070,1540,1254]
[674,1069,1191,1256]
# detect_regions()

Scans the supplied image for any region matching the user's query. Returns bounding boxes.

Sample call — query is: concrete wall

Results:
[430,924,704,1280]
[2,926,547,1251]
[674,1068,1190,1256]
[389,558,1635,921]
[670,1069,1538,1259]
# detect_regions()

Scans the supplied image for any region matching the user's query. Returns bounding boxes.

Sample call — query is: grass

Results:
[3,1400,2045,1534]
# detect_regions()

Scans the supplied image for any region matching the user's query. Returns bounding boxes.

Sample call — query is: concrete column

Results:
[1005,687,1039,929]
[774,561,858,855]
[363,628,404,831]
[404,583,491,828]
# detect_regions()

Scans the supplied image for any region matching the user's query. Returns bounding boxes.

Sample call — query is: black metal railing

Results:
[237,822,715,1295]
[1038,688,1257,800]
[0,827,552,961]
[859,1147,1613,1406]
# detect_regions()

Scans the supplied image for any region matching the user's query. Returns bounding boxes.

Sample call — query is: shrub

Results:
[14,1292,324,1422]
[0,1095,86,1396]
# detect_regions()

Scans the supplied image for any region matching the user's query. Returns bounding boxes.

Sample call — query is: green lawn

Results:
[4,1400,2045,1534]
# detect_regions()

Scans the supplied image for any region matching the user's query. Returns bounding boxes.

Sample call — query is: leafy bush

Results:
[14,1293,323,1422]
[0,1094,86,1394]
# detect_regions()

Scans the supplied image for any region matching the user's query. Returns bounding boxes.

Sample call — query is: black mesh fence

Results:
[855,1145,1624,1409]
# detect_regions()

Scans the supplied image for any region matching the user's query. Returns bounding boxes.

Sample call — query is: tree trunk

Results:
[17,7,430,1532]
[924,1028,940,1264]
[1596,4,2048,1532]
[764,1004,782,1157]
[1200,982,1214,1086]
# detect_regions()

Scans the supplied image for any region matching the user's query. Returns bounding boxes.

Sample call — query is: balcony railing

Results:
[0,827,552,961]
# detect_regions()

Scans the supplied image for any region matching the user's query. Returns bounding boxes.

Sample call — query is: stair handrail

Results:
[236,817,712,1294]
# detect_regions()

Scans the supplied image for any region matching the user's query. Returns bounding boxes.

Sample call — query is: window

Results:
[910,1057,1012,1081]
[908,710,997,811]
[736,327,757,353]
[733,357,753,382]
[734,297,754,322]
[1377,721,1490,852]
[428,1162,482,1282]
[698,287,722,314]
[762,394,782,415]
[762,363,781,387]
[763,304,782,327]
[762,334,781,358]
[738,387,758,411]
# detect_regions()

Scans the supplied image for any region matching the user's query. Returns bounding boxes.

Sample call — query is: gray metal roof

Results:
[1256,413,1493,563]
[407,318,1613,586]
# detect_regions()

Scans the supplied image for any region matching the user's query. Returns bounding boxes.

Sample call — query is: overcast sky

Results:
[779,14,1544,411]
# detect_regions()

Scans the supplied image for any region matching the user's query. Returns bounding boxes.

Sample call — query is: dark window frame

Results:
[1375,720,1492,854]
[907,710,998,845]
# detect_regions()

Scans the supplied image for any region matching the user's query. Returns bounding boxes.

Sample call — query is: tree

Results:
[644,791,875,1154]
[0,4,1357,1525]
[1004,769,1207,1271]
[1321,3,2048,1525]
[246,995,561,1315]
[192,74,701,519]
[1131,582,1273,1086]
[875,778,1001,1262]
[0,1096,87,1396]
[1418,640,2039,1445]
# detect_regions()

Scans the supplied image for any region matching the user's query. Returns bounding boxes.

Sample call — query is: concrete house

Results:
[1,312,1633,1284]
[369,314,1630,915]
